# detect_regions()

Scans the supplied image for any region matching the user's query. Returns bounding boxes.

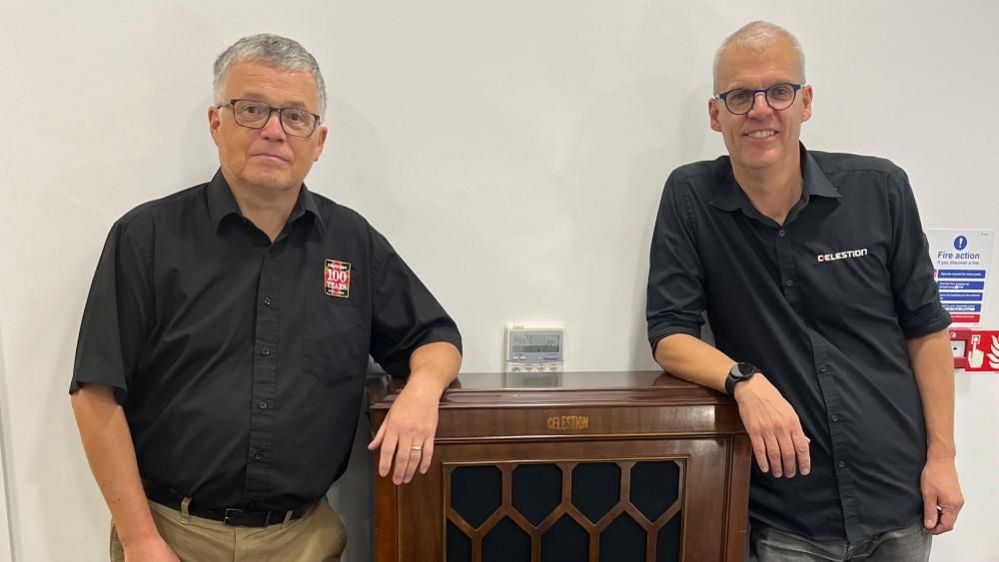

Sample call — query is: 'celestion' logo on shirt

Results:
[816,248,869,263]
[324,259,352,298]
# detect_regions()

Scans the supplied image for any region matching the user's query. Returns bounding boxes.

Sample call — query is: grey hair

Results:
[712,21,805,94]
[213,33,327,117]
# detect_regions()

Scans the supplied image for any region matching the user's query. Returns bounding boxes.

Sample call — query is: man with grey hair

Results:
[70,33,462,561]
[647,21,963,561]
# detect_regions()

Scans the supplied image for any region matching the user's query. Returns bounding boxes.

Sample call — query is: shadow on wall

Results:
[0,320,17,562]
[326,369,382,562]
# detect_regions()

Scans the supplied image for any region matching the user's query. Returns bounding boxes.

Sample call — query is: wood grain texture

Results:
[368,371,751,562]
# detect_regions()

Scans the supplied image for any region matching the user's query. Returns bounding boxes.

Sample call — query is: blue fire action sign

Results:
[929,230,995,326]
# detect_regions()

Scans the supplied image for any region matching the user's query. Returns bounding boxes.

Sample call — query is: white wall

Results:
[1,1,997,560]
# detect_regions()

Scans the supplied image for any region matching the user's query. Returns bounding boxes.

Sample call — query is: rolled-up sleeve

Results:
[885,169,951,338]
[70,216,154,403]
[646,172,707,350]
[367,227,462,377]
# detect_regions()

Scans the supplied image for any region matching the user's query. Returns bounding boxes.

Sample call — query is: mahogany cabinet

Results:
[367,371,750,562]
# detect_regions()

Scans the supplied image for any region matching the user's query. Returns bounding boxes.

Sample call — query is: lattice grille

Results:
[446,460,684,562]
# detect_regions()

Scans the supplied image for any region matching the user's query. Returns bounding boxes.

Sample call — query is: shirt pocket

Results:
[302,298,371,388]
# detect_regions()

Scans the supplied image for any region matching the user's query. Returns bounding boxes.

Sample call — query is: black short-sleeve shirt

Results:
[646,146,950,542]
[71,170,462,511]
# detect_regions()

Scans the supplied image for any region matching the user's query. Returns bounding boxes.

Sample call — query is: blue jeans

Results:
[749,522,931,562]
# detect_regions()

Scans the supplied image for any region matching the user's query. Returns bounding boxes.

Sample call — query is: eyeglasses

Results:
[217,99,321,138]
[716,83,802,115]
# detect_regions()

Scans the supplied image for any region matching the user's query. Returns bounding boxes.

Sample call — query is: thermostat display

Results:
[509,332,562,361]
[505,325,564,373]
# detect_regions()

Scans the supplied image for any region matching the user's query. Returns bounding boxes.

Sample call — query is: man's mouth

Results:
[745,129,778,139]
[252,153,290,163]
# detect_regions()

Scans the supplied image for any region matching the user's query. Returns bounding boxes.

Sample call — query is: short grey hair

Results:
[713,21,805,94]
[213,33,327,117]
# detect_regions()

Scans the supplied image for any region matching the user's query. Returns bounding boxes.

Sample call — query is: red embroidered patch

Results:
[324,259,351,298]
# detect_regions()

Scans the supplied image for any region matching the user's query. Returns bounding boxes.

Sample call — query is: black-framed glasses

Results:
[716,83,802,115]
[217,99,321,138]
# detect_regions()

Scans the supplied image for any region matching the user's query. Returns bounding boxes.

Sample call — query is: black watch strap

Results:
[725,362,759,395]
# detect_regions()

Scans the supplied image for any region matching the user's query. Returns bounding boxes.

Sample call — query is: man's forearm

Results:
[405,341,462,395]
[655,333,812,477]
[907,329,957,458]
[71,385,159,545]
[654,333,736,392]
[368,340,462,483]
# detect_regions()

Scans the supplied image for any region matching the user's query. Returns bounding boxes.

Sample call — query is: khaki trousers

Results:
[111,499,347,562]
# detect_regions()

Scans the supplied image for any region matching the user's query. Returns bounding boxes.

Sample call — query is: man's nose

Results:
[260,111,287,140]
[746,92,774,118]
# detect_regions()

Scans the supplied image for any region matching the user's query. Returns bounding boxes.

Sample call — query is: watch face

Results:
[735,363,757,378]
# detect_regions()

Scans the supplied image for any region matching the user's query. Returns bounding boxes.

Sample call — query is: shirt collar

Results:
[206,169,327,235]
[709,143,841,213]
[295,183,327,235]
[801,146,840,201]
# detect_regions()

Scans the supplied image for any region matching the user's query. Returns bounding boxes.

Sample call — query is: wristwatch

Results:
[725,362,760,395]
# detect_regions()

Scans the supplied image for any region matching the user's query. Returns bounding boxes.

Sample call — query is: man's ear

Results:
[313,125,328,162]
[801,85,813,123]
[208,106,222,145]
[709,98,723,132]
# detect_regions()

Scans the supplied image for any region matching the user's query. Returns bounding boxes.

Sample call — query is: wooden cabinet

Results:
[368,371,750,562]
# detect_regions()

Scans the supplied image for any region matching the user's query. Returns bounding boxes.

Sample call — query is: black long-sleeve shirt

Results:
[647,146,950,542]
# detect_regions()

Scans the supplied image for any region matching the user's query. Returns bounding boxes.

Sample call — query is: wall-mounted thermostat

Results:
[504,324,564,373]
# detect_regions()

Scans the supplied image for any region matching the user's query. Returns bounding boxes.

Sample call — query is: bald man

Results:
[646,21,962,561]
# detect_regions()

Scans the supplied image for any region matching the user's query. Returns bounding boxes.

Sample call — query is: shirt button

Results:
[831,414,840,422]
[258,400,269,410]
[819,366,828,373]
[785,279,794,287]
[263,296,272,307]
[255,452,264,461]
[261,348,271,357]
[838,461,846,469]
[778,229,786,237]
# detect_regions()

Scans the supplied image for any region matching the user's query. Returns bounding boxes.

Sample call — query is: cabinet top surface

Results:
[368,371,731,409]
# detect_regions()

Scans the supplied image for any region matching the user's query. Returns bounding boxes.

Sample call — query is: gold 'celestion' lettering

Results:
[546,415,590,432]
